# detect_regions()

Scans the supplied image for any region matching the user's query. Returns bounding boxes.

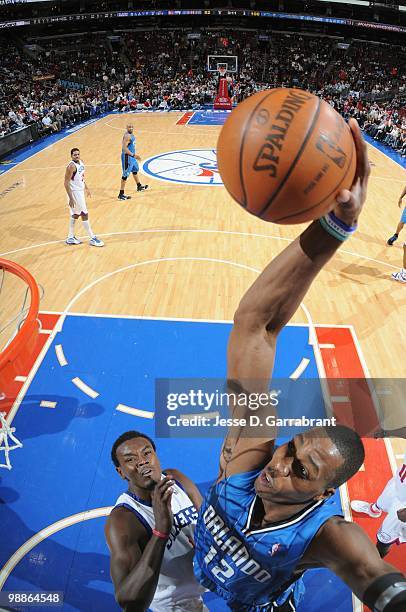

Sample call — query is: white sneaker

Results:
[66,236,82,245]
[351,500,382,518]
[89,236,104,247]
[392,271,406,283]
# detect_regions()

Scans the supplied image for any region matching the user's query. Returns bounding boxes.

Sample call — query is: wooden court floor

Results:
[0,111,405,461]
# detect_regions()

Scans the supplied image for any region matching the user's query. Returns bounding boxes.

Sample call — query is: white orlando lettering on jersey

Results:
[203,505,272,584]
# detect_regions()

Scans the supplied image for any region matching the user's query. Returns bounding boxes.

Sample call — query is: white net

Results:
[0,267,44,355]
[0,412,22,470]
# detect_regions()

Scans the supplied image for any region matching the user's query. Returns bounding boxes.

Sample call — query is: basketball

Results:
[217,88,357,224]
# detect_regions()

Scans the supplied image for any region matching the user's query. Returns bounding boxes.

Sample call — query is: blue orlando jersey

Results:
[121,133,138,177]
[126,133,136,154]
[193,469,342,610]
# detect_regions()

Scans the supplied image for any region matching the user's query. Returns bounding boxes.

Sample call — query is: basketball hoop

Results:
[0,412,22,470]
[0,258,40,405]
[218,67,227,80]
[0,258,40,469]
[207,55,238,75]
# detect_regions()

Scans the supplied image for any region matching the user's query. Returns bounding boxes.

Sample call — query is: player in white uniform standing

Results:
[105,431,206,611]
[351,452,406,557]
[64,147,104,247]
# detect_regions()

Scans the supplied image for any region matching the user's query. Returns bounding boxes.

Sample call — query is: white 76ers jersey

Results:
[113,478,205,611]
[376,452,406,546]
[378,452,406,512]
[395,452,406,501]
[68,160,85,191]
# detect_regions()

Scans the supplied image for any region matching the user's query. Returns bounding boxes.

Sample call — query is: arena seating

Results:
[1,31,405,154]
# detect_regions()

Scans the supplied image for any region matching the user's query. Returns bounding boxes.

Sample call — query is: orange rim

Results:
[0,258,40,370]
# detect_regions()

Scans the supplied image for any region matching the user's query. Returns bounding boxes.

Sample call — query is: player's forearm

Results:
[64,181,72,198]
[235,220,345,334]
[228,221,348,384]
[116,536,167,609]
[357,568,406,611]
[318,520,406,610]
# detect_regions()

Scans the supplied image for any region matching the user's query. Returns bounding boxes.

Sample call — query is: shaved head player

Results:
[118,123,149,201]
[193,120,406,611]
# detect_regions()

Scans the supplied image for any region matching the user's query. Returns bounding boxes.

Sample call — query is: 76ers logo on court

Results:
[142,149,222,185]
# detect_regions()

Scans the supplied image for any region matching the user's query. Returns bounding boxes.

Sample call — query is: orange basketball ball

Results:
[217,88,356,224]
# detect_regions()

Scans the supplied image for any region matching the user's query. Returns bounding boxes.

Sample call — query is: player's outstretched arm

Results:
[221,120,370,477]
[105,477,174,610]
[308,517,406,611]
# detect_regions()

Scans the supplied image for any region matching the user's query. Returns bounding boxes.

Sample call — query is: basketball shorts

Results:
[377,498,406,546]
[121,153,139,178]
[69,190,87,216]
[200,574,304,611]
[400,207,406,223]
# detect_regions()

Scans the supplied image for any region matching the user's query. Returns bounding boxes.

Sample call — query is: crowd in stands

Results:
[0,37,110,138]
[331,96,406,156]
[1,30,405,155]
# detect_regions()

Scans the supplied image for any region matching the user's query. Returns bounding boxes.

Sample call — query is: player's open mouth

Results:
[260,471,274,488]
[139,467,153,477]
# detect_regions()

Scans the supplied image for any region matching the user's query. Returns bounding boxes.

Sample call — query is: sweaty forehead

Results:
[117,437,153,457]
[299,432,343,474]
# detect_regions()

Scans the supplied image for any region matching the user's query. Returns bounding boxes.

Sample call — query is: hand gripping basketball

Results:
[217,88,357,224]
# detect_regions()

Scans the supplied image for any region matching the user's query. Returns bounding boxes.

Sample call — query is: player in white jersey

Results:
[351,451,406,557]
[64,147,104,247]
[105,431,206,611]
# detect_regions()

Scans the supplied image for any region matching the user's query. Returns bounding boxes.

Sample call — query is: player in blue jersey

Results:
[118,123,149,201]
[387,184,406,246]
[194,119,406,611]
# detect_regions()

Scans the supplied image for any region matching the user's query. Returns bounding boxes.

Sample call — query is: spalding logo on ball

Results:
[216,88,356,224]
